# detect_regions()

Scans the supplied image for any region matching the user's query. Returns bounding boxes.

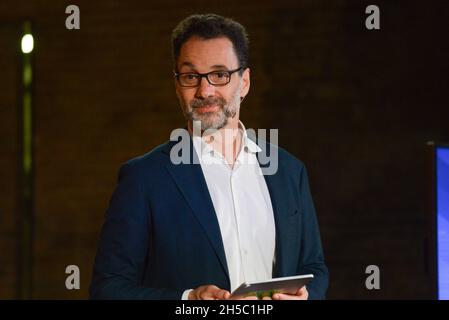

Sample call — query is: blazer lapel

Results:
[256,141,291,278]
[163,138,230,284]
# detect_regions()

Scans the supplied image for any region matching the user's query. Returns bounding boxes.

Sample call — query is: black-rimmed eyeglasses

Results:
[174,67,244,87]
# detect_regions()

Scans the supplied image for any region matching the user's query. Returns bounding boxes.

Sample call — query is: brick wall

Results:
[0,0,448,299]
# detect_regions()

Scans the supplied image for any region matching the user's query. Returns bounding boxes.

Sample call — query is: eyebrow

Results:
[178,62,231,72]
[210,64,229,69]
[179,62,195,69]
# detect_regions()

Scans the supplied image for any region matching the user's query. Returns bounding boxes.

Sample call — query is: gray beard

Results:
[183,95,239,131]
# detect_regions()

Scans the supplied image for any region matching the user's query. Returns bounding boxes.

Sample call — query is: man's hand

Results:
[271,286,308,300]
[188,285,260,300]
[188,285,231,300]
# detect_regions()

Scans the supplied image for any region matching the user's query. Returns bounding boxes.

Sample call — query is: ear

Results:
[174,70,181,98]
[240,67,250,99]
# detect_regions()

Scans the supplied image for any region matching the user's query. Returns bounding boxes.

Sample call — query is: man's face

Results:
[175,36,250,131]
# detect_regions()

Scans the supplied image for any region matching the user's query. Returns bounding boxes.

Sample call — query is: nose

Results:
[194,76,215,99]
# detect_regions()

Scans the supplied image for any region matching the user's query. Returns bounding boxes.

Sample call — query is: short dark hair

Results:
[171,14,249,74]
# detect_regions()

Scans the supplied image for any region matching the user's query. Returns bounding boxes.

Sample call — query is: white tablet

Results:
[230,274,314,299]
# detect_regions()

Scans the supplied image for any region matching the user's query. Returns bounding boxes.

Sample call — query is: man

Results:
[90,13,328,300]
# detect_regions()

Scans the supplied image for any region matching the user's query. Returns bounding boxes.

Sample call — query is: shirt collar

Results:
[239,121,262,154]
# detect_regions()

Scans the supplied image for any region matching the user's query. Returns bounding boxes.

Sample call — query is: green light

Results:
[19,21,34,299]
[23,91,32,174]
[21,34,34,54]
[23,62,32,86]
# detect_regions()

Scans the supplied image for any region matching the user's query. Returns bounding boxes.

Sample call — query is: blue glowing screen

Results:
[437,146,449,300]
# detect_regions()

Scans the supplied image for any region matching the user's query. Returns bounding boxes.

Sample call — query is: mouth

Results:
[193,105,220,113]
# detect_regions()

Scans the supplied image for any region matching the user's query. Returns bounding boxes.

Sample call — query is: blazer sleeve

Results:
[89,163,183,299]
[296,164,329,300]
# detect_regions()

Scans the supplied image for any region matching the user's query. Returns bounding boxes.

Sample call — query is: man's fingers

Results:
[272,287,308,300]
[200,290,216,300]
[272,293,298,300]
[205,286,230,300]
[193,285,221,300]
[297,287,307,295]
[217,289,231,300]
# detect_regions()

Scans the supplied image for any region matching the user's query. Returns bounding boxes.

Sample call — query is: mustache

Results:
[190,97,226,109]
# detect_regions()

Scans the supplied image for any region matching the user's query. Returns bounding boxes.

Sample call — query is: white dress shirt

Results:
[182,121,276,299]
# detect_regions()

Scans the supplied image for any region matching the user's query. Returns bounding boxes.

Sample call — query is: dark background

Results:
[1,0,448,299]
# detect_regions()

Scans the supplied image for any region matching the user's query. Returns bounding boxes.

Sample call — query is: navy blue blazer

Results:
[90,135,328,299]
